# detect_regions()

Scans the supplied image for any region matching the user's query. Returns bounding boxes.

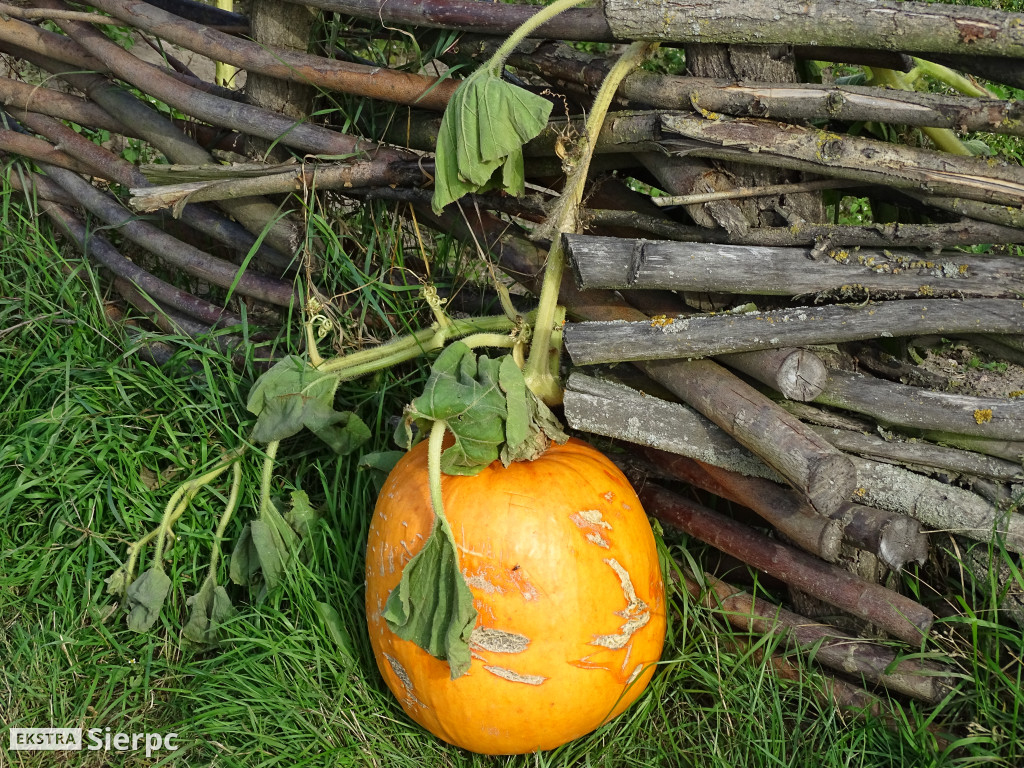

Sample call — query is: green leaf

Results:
[250,499,299,591]
[383,519,478,679]
[432,67,553,212]
[284,489,319,541]
[125,566,171,632]
[247,355,369,454]
[316,601,356,663]
[183,576,236,647]
[358,451,405,493]
[228,522,260,586]
[105,564,130,597]
[405,342,508,475]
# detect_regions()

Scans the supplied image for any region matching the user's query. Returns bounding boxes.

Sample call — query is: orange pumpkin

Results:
[365,437,666,755]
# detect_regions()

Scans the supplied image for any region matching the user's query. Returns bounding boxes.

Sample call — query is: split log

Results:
[661,114,1024,209]
[815,369,1024,443]
[682,572,954,702]
[641,482,935,645]
[563,299,1024,365]
[716,348,827,402]
[565,234,1024,299]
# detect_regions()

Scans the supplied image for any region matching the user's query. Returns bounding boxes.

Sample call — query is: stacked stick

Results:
[2,0,1023,723]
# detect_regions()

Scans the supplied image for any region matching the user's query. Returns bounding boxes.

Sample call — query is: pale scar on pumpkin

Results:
[384,652,425,708]
[569,509,613,548]
[590,558,650,650]
[484,665,547,686]
[471,627,530,654]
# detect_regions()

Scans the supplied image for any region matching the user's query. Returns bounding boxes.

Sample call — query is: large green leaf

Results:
[382,518,478,679]
[432,67,553,213]
[125,566,171,633]
[182,576,236,647]
[404,342,510,475]
[247,355,369,453]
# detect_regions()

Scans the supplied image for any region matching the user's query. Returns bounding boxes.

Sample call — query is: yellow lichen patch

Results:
[650,314,674,328]
[974,409,994,424]
[1009,391,1024,399]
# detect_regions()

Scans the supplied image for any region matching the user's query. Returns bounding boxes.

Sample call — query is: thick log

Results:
[642,483,935,645]
[829,503,930,571]
[716,348,827,402]
[563,299,1024,365]
[565,234,1024,299]
[641,358,857,516]
[815,369,1024,443]
[662,114,1024,209]
[683,572,953,702]
[604,0,1024,58]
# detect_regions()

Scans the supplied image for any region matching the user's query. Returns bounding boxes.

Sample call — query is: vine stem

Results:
[523,41,658,404]
[206,461,243,582]
[151,452,243,570]
[258,440,280,518]
[426,419,458,549]
[488,0,589,72]
[868,67,971,156]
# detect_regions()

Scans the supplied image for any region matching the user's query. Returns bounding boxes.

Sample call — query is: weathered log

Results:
[662,114,1024,209]
[504,39,1024,136]
[805,423,1024,483]
[829,503,930,571]
[563,299,1024,365]
[565,234,1024,299]
[129,160,426,212]
[640,358,857,516]
[604,0,1024,58]
[682,572,954,702]
[849,457,1024,552]
[563,373,1024,552]
[716,348,827,402]
[642,483,934,645]
[815,369,1024,443]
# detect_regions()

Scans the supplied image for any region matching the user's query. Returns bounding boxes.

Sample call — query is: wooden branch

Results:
[815,369,1024,443]
[716,348,827,402]
[565,234,1024,299]
[640,358,857,516]
[563,299,1024,365]
[682,572,953,702]
[604,0,1024,58]
[0,129,98,176]
[662,114,1024,208]
[642,483,934,645]
[805,423,1024,483]
[37,1,400,162]
[849,456,1024,552]
[41,201,243,327]
[0,2,113,24]
[639,448,844,562]
[129,160,426,212]
[563,373,1024,552]
[85,0,458,111]
[43,164,297,307]
[0,75,128,136]
[829,503,930,571]
[506,40,1024,136]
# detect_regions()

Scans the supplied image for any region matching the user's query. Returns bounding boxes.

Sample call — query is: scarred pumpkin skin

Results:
[365,437,666,755]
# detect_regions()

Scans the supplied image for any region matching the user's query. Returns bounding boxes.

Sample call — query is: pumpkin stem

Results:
[426,419,455,544]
